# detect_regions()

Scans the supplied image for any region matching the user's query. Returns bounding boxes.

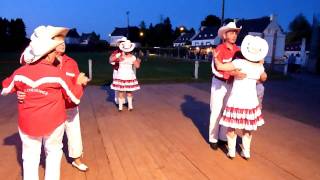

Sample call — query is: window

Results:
[210,34,213,37]
[204,34,207,37]
[199,35,202,38]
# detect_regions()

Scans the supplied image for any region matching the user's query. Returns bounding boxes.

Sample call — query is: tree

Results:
[9,18,27,50]
[286,14,312,44]
[0,17,27,51]
[201,15,221,27]
[140,21,146,30]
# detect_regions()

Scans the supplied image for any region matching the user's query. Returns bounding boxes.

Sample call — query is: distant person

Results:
[295,54,302,72]
[110,40,141,111]
[288,54,296,73]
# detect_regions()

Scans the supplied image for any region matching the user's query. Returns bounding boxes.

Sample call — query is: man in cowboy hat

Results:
[209,22,246,150]
[1,25,88,180]
[18,33,89,171]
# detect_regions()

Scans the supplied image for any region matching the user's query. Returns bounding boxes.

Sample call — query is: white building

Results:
[236,14,286,64]
[191,26,220,47]
[173,32,195,47]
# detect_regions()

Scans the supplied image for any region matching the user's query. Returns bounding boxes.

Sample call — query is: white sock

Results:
[242,135,252,158]
[127,96,133,109]
[118,98,125,110]
[114,91,118,104]
[227,134,237,157]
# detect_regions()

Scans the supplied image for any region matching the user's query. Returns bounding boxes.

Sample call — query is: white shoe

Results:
[72,161,89,172]
[240,150,250,160]
[227,150,236,159]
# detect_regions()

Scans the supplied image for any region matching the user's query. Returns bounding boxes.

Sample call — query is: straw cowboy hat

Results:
[218,22,242,39]
[241,35,269,62]
[20,25,69,64]
[119,40,135,53]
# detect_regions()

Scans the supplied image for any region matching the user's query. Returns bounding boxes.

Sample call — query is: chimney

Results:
[200,26,207,31]
[270,14,277,22]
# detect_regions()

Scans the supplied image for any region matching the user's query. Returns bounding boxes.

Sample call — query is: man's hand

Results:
[17,91,26,103]
[77,73,90,86]
[230,69,247,80]
[259,72,268,82]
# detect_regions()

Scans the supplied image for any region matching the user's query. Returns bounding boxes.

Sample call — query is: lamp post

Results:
[221,0,225,25]
[126,11,130,38]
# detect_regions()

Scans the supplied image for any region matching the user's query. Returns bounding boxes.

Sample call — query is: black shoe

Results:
[217,140,227,146]
[209,143,218,150]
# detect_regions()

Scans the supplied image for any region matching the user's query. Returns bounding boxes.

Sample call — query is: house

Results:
[109,27,141,47]
[235,15,286,64]
[191,26,219,47]
[80,32,100,45]
[285,39,310,66]
[173,32,195,47]
[65,28,81,45]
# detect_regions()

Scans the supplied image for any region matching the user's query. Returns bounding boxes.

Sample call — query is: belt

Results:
[213,75,232,84]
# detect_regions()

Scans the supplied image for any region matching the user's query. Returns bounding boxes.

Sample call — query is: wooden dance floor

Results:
[0,84,319,180]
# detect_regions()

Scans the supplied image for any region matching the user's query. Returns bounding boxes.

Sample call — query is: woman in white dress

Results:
[111,40,141,111]
[215,35,268,160]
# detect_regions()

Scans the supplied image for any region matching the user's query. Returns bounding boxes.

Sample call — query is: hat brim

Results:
[241,36,269,62]
[119,43,135,52]
[116,37,128,43]
[31,26,69,41]
[22,39,64,64]
[218,27,241,39]
[47,26,69,38]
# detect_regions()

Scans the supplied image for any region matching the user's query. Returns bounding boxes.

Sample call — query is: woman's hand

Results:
[134,58,141,69]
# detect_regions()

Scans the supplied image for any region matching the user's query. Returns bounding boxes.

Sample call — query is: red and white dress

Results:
[111,55,140,91]
[219,59,265,131]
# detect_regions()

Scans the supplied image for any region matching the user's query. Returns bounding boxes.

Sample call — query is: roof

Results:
[66,29,80,38]
[111,27,139,36]
[192,26,219,41]
[235,16,271,45]
[174,32,195,43]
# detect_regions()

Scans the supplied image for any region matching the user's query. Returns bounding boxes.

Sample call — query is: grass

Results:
[0,51,288,86]
[66,52,212,85]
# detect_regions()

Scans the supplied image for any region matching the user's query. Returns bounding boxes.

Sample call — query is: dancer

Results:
[110,40,141,111]
[209,22,245,150]
[215,35,268,160]
[1,25,88,180]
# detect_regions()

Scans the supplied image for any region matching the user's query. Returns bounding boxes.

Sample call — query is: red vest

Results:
[58,54,83,109]
[212,43,240,80]
[1,60,83,136]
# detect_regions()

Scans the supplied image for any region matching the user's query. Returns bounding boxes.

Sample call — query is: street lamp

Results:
[126,11,130,38]
[221,0,225,25]
[179,26,185,32]
[139,32,144,37]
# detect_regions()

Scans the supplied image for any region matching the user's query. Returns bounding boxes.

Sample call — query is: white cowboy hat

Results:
[31,25,69,41]
[241,35,269,62]
[20,25,69,64]
[119,40,135,52]
[116,37,127,43]
[218,22,242,39]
